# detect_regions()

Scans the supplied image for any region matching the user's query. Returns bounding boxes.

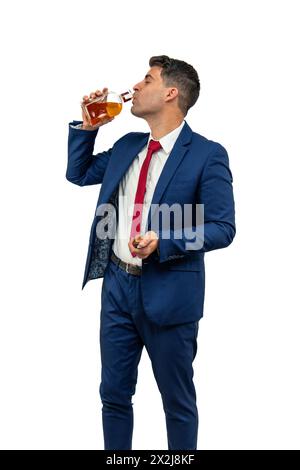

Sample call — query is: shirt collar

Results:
[148,120,185,155]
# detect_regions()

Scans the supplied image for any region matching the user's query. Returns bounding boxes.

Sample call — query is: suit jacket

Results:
[66,120,235,326]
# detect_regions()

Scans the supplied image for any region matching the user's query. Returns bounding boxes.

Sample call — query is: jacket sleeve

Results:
[66,121,112,186]
[157,143,236,262]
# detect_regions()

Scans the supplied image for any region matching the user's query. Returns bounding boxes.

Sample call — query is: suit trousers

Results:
[99,258,199,450]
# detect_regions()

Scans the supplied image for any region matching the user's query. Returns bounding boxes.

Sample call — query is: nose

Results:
[133,82,141,92]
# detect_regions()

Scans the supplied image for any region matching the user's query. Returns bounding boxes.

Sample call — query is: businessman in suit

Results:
[66,55,235,450]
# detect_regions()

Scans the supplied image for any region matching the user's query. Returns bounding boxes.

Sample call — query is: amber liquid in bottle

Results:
[83,101,123,126]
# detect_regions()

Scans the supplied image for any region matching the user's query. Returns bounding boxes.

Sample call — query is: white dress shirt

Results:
[112,121,185,266]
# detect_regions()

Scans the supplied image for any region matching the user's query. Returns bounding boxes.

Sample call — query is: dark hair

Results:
[149,55,200,116]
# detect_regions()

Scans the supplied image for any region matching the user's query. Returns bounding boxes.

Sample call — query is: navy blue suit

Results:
[66,120,235,449]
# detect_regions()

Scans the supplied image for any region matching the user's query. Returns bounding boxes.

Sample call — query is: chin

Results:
[131,106,144,118]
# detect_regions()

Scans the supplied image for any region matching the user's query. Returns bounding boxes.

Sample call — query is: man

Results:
[66,55,235,450]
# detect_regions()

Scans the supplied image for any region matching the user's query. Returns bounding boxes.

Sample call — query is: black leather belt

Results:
[111,251,142,276]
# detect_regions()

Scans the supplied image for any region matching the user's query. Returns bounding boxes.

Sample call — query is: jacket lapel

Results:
[99,133,149,204]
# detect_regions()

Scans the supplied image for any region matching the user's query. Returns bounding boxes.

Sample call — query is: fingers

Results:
[130,233,156,250]
[132,235,143,248]
[129,238,144,255]
[128,237,158,259]
[128,238,138,256]
[136,231,158,248]
[136,236,152,248]
[82,87,108,103]
[135,240,148,248]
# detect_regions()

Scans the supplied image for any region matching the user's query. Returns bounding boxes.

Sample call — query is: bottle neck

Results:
[120,90,133,103]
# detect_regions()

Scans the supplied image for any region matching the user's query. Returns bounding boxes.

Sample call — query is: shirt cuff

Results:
[70,123,83,129]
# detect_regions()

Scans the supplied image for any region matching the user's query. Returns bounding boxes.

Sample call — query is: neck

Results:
[146,113,184,140]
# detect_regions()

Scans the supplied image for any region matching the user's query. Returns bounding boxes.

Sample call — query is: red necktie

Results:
[130,139,162,256]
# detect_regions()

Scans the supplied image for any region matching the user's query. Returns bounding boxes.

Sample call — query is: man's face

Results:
[131,66,167,118]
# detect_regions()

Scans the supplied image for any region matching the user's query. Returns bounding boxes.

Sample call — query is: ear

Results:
[165,87,179,102]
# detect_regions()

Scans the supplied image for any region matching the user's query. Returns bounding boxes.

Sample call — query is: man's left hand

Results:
[128,231,159,259]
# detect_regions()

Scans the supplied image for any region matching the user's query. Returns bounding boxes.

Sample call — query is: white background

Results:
[0,0,299,450]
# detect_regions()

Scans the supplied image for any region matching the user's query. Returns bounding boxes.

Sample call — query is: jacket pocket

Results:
[167,258,202,272]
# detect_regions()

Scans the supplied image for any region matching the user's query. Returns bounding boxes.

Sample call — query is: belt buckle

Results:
[125,263,130,273]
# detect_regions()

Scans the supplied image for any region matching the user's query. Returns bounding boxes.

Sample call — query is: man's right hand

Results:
[81,87,114,130]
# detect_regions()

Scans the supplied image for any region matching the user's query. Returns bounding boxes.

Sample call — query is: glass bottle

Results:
[81,89,133,126]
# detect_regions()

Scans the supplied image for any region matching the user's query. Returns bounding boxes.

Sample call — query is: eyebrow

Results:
[145,74,154,80]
